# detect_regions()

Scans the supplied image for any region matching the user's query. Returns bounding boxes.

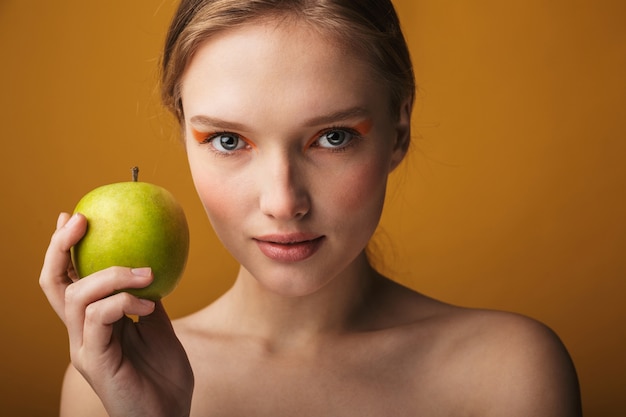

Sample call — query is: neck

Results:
[221,252,381,350]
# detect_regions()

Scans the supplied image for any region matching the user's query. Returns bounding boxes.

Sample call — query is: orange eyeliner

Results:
[304,118,373,149]
[191,127,257,150]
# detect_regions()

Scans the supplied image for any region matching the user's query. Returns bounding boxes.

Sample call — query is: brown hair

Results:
[161,0,415,125]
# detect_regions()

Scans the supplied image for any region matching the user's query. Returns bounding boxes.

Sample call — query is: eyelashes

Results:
[206,132,249,152]
[191,125,366,156]
[307,126,361,152]
[191,129,253,156]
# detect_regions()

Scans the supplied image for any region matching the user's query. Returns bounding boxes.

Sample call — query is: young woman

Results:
[40,1,582,416]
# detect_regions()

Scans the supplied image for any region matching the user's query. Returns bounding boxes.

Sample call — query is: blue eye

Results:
[210,132,246,152]
[317,129,355,149]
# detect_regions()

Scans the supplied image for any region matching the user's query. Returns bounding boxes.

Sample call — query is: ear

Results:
[389,97,412,172]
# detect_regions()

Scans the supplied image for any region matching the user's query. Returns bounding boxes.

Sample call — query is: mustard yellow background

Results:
[1,1,624,415]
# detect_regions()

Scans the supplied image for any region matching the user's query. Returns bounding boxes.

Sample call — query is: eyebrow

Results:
[188,115,250,132]
[188,106,372,131]
[303,106,372,127]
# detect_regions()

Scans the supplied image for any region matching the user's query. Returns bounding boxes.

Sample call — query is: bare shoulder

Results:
[59,364,107,416]
[470,310,581,416]
[421,302,582,416]
[375,280,581,415]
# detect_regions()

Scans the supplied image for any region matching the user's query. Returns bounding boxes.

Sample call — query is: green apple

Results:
[70,167,189,301]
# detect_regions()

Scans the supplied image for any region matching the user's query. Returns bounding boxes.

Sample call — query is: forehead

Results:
[180,19,388,123]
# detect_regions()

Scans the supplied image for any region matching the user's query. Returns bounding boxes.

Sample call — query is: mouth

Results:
[253,234,325,263]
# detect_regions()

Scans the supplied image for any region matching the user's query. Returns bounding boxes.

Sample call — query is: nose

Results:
[258,151,311,221]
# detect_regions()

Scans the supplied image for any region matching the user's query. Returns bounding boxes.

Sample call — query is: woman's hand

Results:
[39,213,194,417]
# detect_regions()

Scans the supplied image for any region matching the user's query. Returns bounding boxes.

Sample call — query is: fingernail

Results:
[131,267,152,277]
[139,298,155,307]
[65,213,80,228]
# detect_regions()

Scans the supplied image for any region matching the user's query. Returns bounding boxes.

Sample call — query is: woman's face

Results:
[181,19,409,297]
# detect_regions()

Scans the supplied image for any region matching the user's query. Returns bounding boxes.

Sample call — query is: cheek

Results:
[195,178,229,222]
[188,154,244,228]
[194,176,246,228]
[329,157,389,222]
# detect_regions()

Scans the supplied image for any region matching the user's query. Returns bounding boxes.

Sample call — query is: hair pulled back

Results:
[161,0,415,125]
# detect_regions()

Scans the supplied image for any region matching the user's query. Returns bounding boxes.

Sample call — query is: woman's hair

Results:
[160,0,415,125]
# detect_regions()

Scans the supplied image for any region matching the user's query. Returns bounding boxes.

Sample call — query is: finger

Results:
[135,302,194,386]
[134,301,182,361]
[81,292,155,357]
[39,213,87,320]
[64,267,154,351]
[57,213,81,283]
[56,211,71,229]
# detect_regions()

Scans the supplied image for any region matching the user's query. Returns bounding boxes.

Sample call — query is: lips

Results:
[253,233,324,263]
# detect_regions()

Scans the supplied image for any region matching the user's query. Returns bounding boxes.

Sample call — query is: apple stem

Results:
[132,166,139,182]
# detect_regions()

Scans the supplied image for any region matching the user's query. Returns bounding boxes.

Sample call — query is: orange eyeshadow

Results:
[352,118,373,136]
[191,128,208,143]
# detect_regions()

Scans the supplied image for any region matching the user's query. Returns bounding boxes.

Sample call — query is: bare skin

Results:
[176,265,581,416]
[43,18,581,417]
[42,213,193,417]
[53,220,580,416]
[57,275,582,416]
